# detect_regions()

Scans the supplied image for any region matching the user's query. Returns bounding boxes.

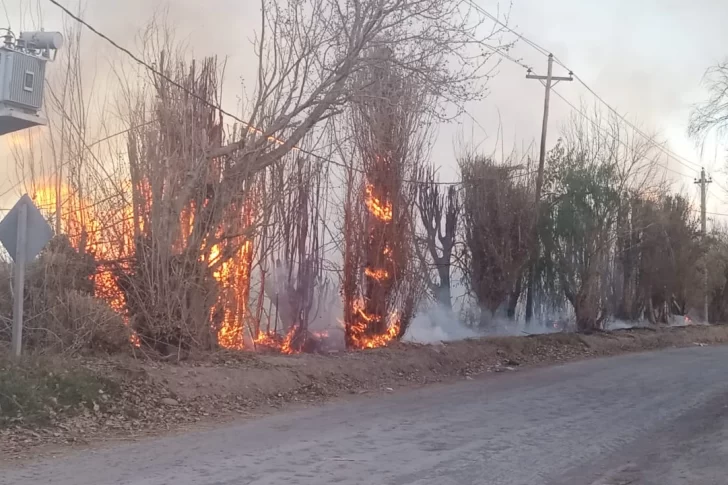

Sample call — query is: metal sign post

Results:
[11,202,27,357]
[0,194,53,357]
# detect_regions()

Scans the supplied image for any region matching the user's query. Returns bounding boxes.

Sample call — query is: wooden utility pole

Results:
[524,54,573,322]
[695,167,711,322]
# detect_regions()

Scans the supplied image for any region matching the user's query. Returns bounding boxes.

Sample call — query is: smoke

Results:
[404,305,481,344]
[403,304,570,344]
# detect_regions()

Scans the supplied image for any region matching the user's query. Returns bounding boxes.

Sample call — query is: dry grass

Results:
[0,240,133,355]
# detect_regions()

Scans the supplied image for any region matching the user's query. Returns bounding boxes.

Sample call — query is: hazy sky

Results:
[3,0,728,220]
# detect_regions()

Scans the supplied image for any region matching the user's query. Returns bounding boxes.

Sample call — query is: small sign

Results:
[0,193,53,263]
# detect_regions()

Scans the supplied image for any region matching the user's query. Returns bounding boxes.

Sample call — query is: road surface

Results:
[4,346,728,485]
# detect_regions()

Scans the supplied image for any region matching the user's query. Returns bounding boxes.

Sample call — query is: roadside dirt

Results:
[1,324,726,463]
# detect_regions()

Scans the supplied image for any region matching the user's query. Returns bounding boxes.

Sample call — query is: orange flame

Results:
[32,183,141,347]
[210,235,254,350]
[253,326,297,354]
[348,298,400,349]
[364,267,389,282]
[32,181,312,355]
[365,184,393,222]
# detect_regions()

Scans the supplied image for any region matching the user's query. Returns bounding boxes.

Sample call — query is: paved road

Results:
[4,346,728,485]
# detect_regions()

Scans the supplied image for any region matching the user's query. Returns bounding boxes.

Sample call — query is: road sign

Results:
[0,193,53,263]
[0,194,53,357]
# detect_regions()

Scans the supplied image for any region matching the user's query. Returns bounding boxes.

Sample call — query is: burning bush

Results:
[0,237,131,354]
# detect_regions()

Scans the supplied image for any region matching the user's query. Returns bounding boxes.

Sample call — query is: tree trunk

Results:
[506,276,523,319]
[435,266,452,309]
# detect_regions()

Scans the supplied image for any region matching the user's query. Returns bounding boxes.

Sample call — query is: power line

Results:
[550,89,696,179]
[480,42,532,71]
[46,0,536,187]
[87,119,156,148]
[468,21,700,182]
[464,0,550,58]
[567,72,701,172]
[713,179,728,195]
[1,0,11,30]
[467,0,704,174]
[703,210,728,217]
[47,0,703,190]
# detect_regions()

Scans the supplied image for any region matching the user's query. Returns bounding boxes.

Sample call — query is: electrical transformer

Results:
[0,31,63,136]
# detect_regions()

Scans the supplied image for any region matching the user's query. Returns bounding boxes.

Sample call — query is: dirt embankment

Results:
[2,325,727,460]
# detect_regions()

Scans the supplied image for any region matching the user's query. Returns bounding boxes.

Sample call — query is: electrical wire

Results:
[712,179,728,195]
[47,0,706,190]
[464,0,550,58]
[567,72,702,173]
[46,0,536,187]
[466,0,704,175]
[460,3,706,188]
[550,88,696,179]
[1,0,11,30]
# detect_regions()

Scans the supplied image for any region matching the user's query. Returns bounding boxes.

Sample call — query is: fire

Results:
[280,327,296,354]
[31,179,313,355]
[254,330,280,349]
[341,179,402,350]
[209,231,254,350]
[180,197,257,351]
[253,326,298,354]
[31,183,141,347]
[365,184,393,222]
[364,267,389,282]
[348,298,400,349]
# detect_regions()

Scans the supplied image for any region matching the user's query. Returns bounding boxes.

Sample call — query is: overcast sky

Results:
[2,0,728,221]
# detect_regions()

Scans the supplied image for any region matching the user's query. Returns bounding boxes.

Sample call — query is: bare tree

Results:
[689,61,728,142]
[259,150,333,352]
[211,0,509,179]
[415,165,460,309]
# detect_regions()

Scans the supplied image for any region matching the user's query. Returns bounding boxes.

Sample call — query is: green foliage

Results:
[540,140,623,330]
[0,358,119,426]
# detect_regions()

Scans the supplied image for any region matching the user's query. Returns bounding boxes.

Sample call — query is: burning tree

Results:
[341,48,430,348]
[111,1,507,353]
[257,151,333,353]
[4,1,511,355]
[118,52,263,353]
[459,153,533,326]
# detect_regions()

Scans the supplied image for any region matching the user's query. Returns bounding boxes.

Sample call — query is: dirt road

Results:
[4,346,728,485]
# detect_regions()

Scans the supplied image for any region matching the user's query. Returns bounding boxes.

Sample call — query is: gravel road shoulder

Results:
[1,324,727,463]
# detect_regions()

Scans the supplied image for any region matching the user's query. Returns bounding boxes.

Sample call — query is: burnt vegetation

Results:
[2,1,728,362]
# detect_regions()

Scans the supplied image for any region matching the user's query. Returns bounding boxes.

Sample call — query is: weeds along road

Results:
[5,346,728,485]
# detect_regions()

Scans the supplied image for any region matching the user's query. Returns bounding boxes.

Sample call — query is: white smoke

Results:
[404,305,482,343]
[403,303,576,344]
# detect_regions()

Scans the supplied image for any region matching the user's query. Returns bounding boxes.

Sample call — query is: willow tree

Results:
[541,111,658,332]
